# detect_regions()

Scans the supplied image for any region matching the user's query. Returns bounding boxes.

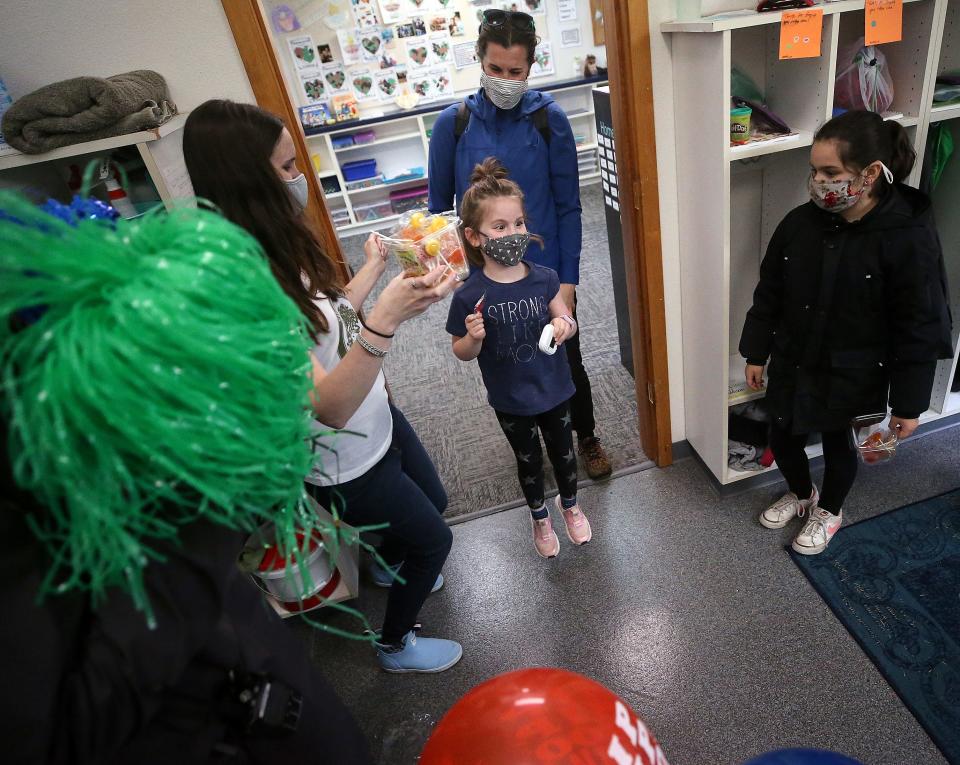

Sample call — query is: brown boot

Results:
[579,436,612,480]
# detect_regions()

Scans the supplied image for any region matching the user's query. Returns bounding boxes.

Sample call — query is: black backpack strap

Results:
[532,105,551,146]
[453,102,470,142]
[453,102,551,146]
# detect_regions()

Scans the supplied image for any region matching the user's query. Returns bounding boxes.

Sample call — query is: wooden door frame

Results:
[222,0,673,465]
[220,0,350,282]
[601,0,673,466]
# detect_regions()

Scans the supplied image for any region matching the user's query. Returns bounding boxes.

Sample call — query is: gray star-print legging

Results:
[494,399,578,509]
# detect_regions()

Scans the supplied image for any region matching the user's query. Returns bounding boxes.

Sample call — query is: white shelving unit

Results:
[0,114,192,207]
[664,0,960,486]
[306,79,606,236]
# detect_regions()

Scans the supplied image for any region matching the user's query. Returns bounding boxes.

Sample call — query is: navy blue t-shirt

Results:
[446,263,575,416]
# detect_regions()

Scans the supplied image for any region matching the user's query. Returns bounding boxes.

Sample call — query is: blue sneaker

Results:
[376,630,463,674]
[369,561,444,593]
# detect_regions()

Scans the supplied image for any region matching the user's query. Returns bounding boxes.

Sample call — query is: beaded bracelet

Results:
[356,335,388,358]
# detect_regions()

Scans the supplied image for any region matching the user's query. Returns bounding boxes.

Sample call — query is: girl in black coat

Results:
[740,111,952,555]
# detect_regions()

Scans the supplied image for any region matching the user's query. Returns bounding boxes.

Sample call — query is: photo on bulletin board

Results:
[271,4,301,33]
[406,40,433,68]
[379,49,399,68]
[560,26,581,48]
[396,16,427,38]
[377,0,404,23]
[396,64,409,84]
[430,65,454,99]
[381,25,396,45]
[410,70,436,101]
[337,29,364,65]
[288,35,321,73]
[449,11,465,36]
[359,28,385,61]
[350,68,378,101]
[351,0,381,28]
[376,68,400,100]
[430,37,452,66]
[427,13,451,33]
[318,43,335,63]
[530,40,554,78]
[323,62,350,94]
[499,0,545,17]
[453,40,479,69]
[299,72,327,103]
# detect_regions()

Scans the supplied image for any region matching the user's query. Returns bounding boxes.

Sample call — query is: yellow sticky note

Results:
[779,9,823,61]
[865,0,903,46]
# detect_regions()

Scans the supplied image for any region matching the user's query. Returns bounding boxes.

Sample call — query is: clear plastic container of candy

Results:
[851,412,898,465]
[380,209,468,280]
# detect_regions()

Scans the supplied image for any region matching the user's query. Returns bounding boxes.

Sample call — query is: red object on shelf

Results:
[759,446,775,468]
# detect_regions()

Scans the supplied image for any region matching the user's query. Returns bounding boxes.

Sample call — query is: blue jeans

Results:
[307,405,450,644]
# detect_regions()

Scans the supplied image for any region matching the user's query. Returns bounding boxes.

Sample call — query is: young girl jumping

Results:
[446,158,592,558]
[740,110,952,555]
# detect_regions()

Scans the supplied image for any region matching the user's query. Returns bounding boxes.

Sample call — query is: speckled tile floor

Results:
[295,425,960,765]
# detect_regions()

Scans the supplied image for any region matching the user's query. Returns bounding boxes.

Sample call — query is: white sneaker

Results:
[792,507,842,555]
[759,487,819,529]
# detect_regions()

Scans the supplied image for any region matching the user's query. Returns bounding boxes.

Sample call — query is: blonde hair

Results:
[459,157,541,267]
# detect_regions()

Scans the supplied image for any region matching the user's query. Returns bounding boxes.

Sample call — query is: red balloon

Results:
[420,668,669,765]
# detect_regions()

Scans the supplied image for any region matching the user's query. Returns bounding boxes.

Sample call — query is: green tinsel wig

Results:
[0,193,337,626]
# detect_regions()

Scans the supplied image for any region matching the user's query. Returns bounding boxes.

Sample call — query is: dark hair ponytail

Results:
[814,110,916,191]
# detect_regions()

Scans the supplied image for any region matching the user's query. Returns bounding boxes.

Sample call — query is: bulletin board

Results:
[263,0,607,117]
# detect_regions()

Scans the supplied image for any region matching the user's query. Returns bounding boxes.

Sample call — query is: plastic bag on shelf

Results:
[834,38,894,114]
[731,67,765,104]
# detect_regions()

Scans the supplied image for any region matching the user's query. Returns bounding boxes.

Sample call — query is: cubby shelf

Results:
[666,0,958,486]
[304,79,608,236]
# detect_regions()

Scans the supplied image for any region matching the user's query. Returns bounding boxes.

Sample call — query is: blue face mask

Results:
[480,231,530,266]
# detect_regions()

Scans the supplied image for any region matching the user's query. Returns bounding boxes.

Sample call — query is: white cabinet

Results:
[305,78,605,236]
[663,0,960,485]
[0,115,191,209]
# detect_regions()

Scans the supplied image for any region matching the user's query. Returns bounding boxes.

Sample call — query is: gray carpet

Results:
[337,183,646,519]
[296,425,960,765]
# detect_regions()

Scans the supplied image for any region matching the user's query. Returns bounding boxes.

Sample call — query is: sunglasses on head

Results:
[480,9,536,32]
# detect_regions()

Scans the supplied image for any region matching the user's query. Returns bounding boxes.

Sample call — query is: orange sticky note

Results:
[865,0,903,45]
[779,9,823,60]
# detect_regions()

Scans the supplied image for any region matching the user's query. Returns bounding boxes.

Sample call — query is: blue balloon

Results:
[742,750,865,765]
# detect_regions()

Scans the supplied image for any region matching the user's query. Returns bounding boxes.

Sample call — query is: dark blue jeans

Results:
[307,405,450,645]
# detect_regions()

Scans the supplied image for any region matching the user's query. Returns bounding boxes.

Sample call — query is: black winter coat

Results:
[739,183,953,433]
[1,455,371,765]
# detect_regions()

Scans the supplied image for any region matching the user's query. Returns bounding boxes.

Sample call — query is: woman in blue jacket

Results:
[428,9,612,479]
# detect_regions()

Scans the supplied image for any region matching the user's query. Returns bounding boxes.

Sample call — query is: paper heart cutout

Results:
[362,36,381,54]
[410,0,425,6]
[325,70,346,89]
[409,46,428,64]
[353,76,373,94]
[414,80,432,96]
[432,42,449,59]
[295,46,316,63]
[378,77,397,95]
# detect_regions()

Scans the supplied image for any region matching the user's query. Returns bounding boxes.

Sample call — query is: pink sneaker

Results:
[531,514,560,558]
[555,496,592,545]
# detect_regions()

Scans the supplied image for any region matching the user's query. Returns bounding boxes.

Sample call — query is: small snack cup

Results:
[851,413,898,465]
[382,209,469,280]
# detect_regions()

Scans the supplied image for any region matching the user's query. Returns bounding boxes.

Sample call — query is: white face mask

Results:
[284,172,309,212]
[480,72,529,110]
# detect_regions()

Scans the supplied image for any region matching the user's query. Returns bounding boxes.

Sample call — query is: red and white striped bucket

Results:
[246,526,340,612]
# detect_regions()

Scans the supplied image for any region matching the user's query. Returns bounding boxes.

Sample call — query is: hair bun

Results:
[469,157,510,185]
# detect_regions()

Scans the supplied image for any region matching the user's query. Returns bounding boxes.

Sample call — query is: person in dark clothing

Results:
[740,110,953,555]
[427,9,612,479]
[1,473,371,765]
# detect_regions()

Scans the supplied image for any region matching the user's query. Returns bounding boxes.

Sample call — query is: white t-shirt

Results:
[305,295,392,486]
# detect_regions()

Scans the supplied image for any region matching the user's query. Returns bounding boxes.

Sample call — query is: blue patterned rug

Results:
[790,490,960,764]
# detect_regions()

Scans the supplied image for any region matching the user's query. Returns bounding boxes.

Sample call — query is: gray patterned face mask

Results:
[480,231,530,266]
[480,72,529,110]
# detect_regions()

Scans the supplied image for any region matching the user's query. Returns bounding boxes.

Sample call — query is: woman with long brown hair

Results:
[184,100,462,674]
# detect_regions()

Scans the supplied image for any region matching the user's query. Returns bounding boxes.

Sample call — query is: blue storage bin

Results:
[331,134,355,149]
[341,158,378,181]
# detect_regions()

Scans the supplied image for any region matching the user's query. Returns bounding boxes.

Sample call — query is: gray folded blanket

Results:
[1,70,177,154]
